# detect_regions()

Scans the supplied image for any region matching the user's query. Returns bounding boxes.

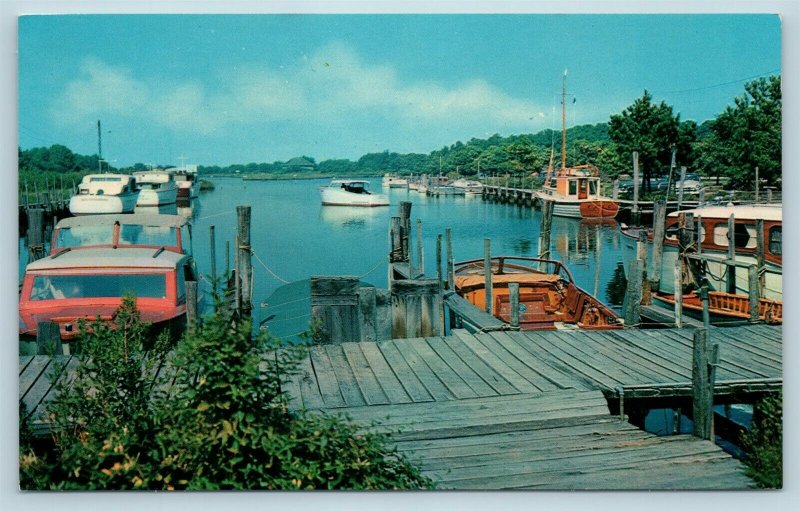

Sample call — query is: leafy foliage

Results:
[741,392,782,489]
[694,76,781,189]
[20,297,433,490]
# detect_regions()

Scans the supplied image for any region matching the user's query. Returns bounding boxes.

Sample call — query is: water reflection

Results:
[135,203,177,215]
[319,206,383,230]
[605,262,628,306]
[176,198,196,219]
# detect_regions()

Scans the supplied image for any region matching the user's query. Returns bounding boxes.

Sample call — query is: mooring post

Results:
[696,215,703,255]
[236,205,253,319]
[698,188,705,207]
[700,283,711,331]
[632,151,640,225]
[767,188,773,203]
[399,201,412,262]
[26,207,45,262]
[416,218,424,274]
[391,278,442,339]
[677,166,686,211]
[637,231,651,305]
[484,239,493,315]
[538,199,553,260]
[445,228,454,290]
[649,200,666,289]
[509,282,520,328]
[623,258,642,326]
[310,276,361,344]
[755,218,765,294]
[390,216,403,264]
[692,327,711,440]
[436,234,443,290]
[727,214,736,294]
[225,240,230,276]
[186,280,198,334]
[209,225,217,294]
[36,321,63,356]
[612,179,619,200]
[673,256,683,328]
[748,265,760,322]
[755,166,759,203]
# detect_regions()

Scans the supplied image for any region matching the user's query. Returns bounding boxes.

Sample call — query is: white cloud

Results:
[52,43,544,149]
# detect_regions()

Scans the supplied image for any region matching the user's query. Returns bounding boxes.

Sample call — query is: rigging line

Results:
[359,258,386,279]
[655,69,781,95]
[252,249,291,284]
[196,210,233,221]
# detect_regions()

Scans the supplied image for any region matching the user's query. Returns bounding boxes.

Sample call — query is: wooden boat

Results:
[133,170,178,206]
[534,72,618,219]
[19,247,196,340]
[68,174,140,215]
[652,291,782,325]
[319,179,389,207]
[453,256,622,330]
[50,213,191,256]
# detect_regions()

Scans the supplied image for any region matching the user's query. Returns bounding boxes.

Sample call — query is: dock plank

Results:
[406,338,478,400]
[391,338,454,401]
[451,330,539,394]
[295,355,326,410]
[308,348,347,408]
[341,343,390,406]
[323,345,366,407]
[357,342,413,404]
[478,332,561,391]
[442,334,520,395]
[424,337,498,397]
[376,340,433,403]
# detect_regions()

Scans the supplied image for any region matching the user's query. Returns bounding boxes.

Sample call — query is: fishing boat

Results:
[18,246,196,341]
[50,213,192,256]
[68,174,140,215]
[451,179,484,194]
[133,170,178,206]
[534,71,619,219]
[319,179,390,207]
[382,174,409,188]
[453,256,622,330]
[651,291,782,325]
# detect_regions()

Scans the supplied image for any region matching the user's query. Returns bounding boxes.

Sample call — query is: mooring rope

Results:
[359,258,386,279]
[251,249,292,284]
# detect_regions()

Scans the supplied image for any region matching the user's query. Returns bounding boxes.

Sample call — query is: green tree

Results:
[608,91,696,192]
[695,75,781,189]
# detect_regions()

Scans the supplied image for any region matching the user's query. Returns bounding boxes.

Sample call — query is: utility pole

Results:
[97,120,102,171]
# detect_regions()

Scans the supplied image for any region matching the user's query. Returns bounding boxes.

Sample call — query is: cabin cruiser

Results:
[451,178,484,194]
[133,170,178,206]
[172,168,198,198]
[320,179,390,207]
[68,174,139,215]
[382,174,409,188]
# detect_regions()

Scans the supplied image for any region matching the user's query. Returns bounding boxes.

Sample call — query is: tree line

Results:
[19,75,781,191]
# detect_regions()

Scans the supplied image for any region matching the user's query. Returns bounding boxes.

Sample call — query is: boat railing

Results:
[453,256,574,284]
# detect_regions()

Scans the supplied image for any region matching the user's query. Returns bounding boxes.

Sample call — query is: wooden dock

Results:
[19,324,780,489]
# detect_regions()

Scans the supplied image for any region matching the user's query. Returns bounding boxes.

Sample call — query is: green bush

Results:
[741,392,782,489]
[20,296,433,490]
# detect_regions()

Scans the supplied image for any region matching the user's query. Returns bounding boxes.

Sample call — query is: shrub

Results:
[741,392,782,488]
[20,297,433,490]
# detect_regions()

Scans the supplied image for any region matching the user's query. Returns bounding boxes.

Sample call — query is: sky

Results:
[17,13,781,168]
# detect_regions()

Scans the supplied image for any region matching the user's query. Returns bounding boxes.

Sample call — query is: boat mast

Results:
[561,69,567,174]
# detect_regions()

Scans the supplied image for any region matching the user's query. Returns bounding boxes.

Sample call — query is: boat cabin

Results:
[50,214,191,255]
[76,174,138,196]
[665,205,782,266]
[334,180,372,194]
[19,247,195,340]
[543,167,603,201]
[134,170,176,190]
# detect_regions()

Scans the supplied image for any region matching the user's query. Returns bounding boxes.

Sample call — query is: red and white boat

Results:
[19,247,196,341]
[172,167,199,198]
[535,71,618,219]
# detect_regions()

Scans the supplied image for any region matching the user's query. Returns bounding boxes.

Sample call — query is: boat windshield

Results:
[589,180,598,195]
[342,182,370,194]
[55,226,115,249]
[119,225,177,247]
[30,274,167,301]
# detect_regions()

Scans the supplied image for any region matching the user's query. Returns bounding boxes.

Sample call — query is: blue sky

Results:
[18,14,781,167]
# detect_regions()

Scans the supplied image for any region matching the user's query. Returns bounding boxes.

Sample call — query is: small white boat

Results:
[382,174,409,188]
[134,170,179,206]
[68,174,140,215]
[451,178,484,194]
[320,180,389,207]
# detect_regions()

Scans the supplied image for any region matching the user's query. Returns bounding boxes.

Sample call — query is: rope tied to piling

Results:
[251,249,291,284]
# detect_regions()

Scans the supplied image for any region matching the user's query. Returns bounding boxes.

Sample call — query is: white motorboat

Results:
[451,178,484,194]
[68,174,140,215]
[134,170,179,206]
[382,174,409,188]
[171,168,198,198]
[320,180,389,207]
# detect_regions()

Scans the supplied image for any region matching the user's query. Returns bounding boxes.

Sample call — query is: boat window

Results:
[568,181,577,196]
[712,223,755,248]
[769,226,782,255]
[588,180,598,195]
[119,225,177,247]
[549,178,557,188]
[55,225,114,249]
[30,274,167,301]
[89,177,121,182]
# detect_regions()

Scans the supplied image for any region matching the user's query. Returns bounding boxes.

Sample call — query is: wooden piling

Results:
[755,218,765,294]
[692,328,712,440]
[416,218,424,273]
[236,206,252,319]
[748,265,760,322]
[399,201,412,262]
[484,239,493,315]
[673,257,683,328]
[677,166,686,211]
[36,321,63,356]
[696,215,703,255]
[638,231,651,306]
[649,200,666,289]
[755,166,759,203]
[225,240,230,276]
[538,199,553,260]
[26,207,45,262]
[727,214,736,294]
[632,151,640,225]
[357,286,378,342]
[446,228,454,290]
[186,280,198,334]
[509,282,520,328]
[310,276,360,344]
[390,217,403,264]
[209,225,217,294]
[391,278,442,338]
[612,179,619,200]
[436,234,443,289]
[623,258,642,326]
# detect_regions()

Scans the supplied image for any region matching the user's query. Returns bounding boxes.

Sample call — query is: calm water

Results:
[19,176,636,335]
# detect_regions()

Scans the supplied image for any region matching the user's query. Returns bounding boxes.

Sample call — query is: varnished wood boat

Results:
[453,256,622,330]
[652,290,782,325]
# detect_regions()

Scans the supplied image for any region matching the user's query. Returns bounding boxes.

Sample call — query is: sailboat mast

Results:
[561,70,567,173]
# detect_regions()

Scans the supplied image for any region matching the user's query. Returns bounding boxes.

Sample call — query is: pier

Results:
[20,323,779,489]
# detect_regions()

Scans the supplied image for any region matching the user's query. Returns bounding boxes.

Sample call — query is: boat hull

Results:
[536,193,619,219]
[68,192,139,215]
[652,291,782,325]
[137,186,178,206]
[320,187,389,207]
